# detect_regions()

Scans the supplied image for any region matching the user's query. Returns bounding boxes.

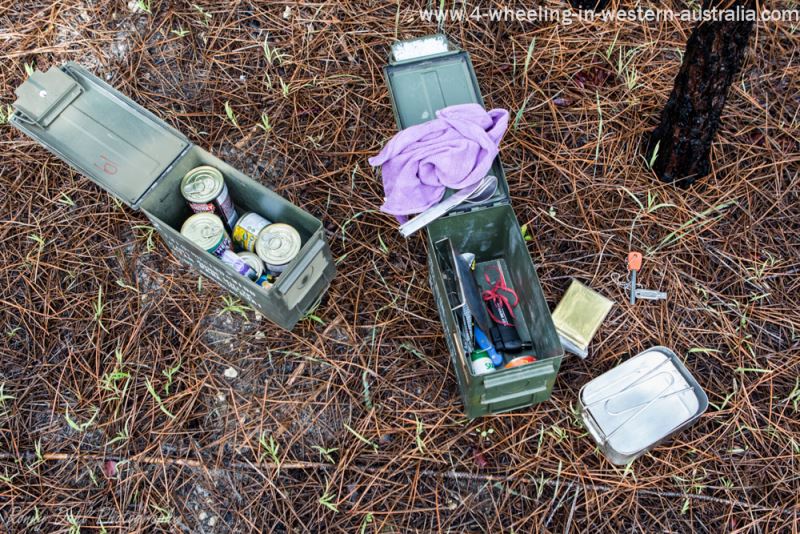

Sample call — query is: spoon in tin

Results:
[399,175,498,237]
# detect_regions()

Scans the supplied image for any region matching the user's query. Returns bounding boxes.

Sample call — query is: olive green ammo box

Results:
[383,36,564,418]
[11,63,335,331]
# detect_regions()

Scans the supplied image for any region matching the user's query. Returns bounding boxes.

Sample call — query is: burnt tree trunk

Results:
[645,0,756,186]
[569,0,611,10]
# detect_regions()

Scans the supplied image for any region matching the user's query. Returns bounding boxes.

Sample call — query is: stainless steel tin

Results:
[233,211,271,252]
[181,166,238,228]
[579,346,708,465]
[180,213,230,255]
[256,223,301,272]
[237,251,264,281]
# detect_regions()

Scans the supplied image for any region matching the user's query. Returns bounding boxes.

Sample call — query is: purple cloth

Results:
[369,103,509,218]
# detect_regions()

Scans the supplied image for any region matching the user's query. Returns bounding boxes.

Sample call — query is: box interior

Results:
[141,146,320,237]
[140,146,323,293]
[473,258,533,347]
[427,204,562,375]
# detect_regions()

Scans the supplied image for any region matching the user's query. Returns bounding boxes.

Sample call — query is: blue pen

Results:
[474,325,503,366]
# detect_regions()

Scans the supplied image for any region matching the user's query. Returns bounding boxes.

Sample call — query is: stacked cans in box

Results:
[179,165,302,288]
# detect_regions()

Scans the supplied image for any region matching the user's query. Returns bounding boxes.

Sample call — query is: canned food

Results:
[256,273,274,290]
[470,349,495,376]
[181,213,255,279]
[232,212,271,252]
[504,355,536,369]
[180,212,231,257]
[221,249,257,279]
[255,223,301,272]
[237,251,264,281]
[181,166,238,229]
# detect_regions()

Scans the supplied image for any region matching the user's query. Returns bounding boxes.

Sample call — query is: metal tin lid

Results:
[11,64,189,209]
[579,347,708,465]
[237,251,264,278]
[181,166,225,203]
[180,213,226,251]
[256,223,301,266]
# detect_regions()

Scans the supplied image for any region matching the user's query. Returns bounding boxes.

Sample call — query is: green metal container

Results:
[11,63,335,331]
[384,35,564,418]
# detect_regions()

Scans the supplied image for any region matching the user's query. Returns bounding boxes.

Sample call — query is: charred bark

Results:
[645,0,756,186]
[569,0,611,10]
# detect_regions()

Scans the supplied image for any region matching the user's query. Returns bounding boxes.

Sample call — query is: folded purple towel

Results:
[369,103,509,218]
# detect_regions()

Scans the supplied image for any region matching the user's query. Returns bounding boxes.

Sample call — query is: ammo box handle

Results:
[482,362,554,390]
[480,383,546,406]
[480,363,555,405]
[275,239,326,297]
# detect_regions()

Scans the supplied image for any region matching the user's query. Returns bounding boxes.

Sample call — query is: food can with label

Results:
[504,355,537,369]
[237,251,264,281]
[180,212,231,257]
[181,166,238,229]
[256,273,274,290]
[181,213,256,279]
[220,249,257,279]
[233,212,271,252]
[255,223,302,273]
[470,349,495,376]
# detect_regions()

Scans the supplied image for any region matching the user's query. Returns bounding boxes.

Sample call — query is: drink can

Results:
[237,251,264,281]
[233,212,271,252]
[470,349,495,376]
[181,166,238,229]
[504,355,536,369]
[255,223,301,273]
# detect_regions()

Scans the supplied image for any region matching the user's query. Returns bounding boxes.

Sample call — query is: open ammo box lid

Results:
[383,34,510,207]
[11,63,190,209]
[386,35,482,129]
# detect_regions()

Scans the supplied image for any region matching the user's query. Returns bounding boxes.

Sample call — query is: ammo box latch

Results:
[389,34,454,64]
[13,67,82,128]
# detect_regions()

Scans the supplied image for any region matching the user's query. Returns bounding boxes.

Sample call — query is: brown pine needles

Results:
[0,1,798,532]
